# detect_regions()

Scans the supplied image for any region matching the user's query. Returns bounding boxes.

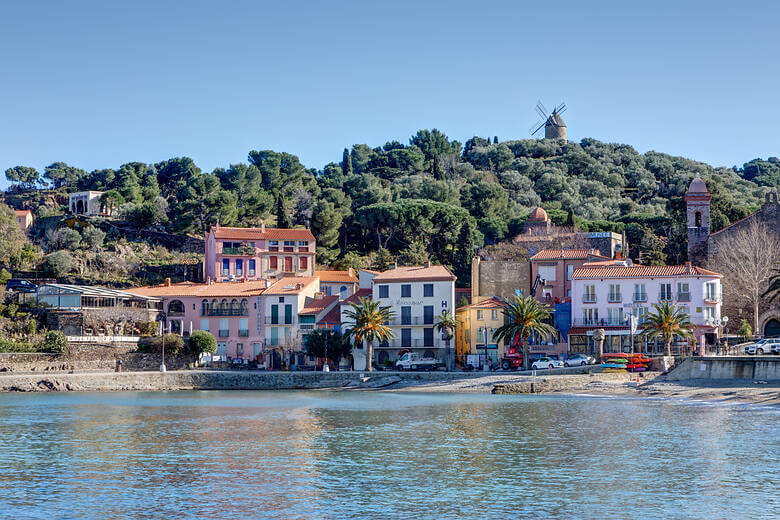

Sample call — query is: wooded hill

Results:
[3,131,777,285]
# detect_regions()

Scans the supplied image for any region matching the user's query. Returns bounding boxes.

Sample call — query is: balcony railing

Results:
[222,246,256,256]
[658,293,673,301]
[573,318,627,327]
[219,330,229,338]
[377,339,435,348]
[607,294,622,303]
[633,293,647,302]
[238,330,249,337]
[299,324,315,331]
[202,309,248,317]
[264,317,296,325]
[582,295,597,303]
[677,292,691,302]
[703,293,722,303]
[388,317,435,326]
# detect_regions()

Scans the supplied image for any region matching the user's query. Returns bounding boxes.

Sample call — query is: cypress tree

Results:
[275,193,292,228]
[455,219,477,284]
[342,148,353,176]
[565,208,576,228]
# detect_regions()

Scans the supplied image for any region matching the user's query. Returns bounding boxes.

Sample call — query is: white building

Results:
[368,264,457,369]
[68,191,108,216]
[569,263,723,356]
[261,276,319,357]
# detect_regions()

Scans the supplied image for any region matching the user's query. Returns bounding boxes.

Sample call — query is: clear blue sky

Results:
[1,1,778,190]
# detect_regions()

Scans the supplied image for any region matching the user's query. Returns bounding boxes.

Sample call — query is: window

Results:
[378,285,389,298]
[583,285,596,303]
[704,306,716,322]
[219,299,228,314]
[300,256,308,270]
[239,318,249,337]
[284,304,293,324]
[284,240,295,252]
[424,305,434,325]
[248,259,256,277]
[222,258,229,275]
[491,309,498,321]
[235,259,243,276]
[582,308,598,325]
[201,299,209,316]
[424,328,434,346]
[608,284,622,302]
[270,305,279,324]
[567,265,574,281]
[607,307,623,325]
[705,282,718,301]
[637,307,649,324]
[278,297,284,302]
[423,284,434,297]
[270,327,279,346]
[401,306,412,325]
[253,343,260,358]
[284,256,293,272]
[680,305,690,317]
[660,283,672,301]
[324,286,331,296]
[200,318,209,331]
[219,318,229,337]
[633,284,647,302]
[476,310,483,320]
[401,284,411,298]
[340,286,347,299]
[695,211,702,227]
[298,240,309,252]
[401,328,412,347]
[538,264,556,281]
[677,283,690,302]
[236,343,244,357]
[269,240,279,252]
[269,256,278,270]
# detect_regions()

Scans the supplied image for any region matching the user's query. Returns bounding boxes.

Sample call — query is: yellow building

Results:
[455,297,506,365]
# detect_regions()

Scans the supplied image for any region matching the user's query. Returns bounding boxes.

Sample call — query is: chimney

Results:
[614,250,623,260]
[206,276,211,285]
[391,262,397,270]
[685,261,692,274]
[424,261,431,268]
[348,267,354,277]
[296,283,303,290]
[215,219,219,230]
[164,277,171,287]
[314,292,324,300]
[261,220,266,232]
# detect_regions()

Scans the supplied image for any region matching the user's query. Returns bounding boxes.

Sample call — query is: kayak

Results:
[601,363,627,368]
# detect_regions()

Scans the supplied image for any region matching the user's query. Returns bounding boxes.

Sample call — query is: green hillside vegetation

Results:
[3,132,776,286]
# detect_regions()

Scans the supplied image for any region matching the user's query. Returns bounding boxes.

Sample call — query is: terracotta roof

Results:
[299,295,339,315]
[530,249,607,261]
[127,280,268,298]
[528,207,549,222]
[361,269,381,275]
[319,305,342,324]
[315,270,358,283]
[457,296,504,311]
[212,226,315,241]
[14,209,32,216]
[372,265,456,283]
[582,259,631,267]
[263,276,318,295]
[342,288,372,305]
[572,265,722,279]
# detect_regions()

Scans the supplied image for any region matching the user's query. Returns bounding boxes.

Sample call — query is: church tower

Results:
[685,174,711,265]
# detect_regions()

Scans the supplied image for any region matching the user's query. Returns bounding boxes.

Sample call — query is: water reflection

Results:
[0,392,777,519]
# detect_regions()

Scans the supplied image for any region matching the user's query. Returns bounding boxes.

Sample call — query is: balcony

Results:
[658,293,673,301]
[238,329,249,337]
[377,339,432,348]
[388,317,435,326]
[607,294,622,303]
[677,292,691,302]
[703,294,722,303]
[219,330,229,338]
[582,295,597,303]
[202,309,247,317]
[572,318,628,327]
[264,317,296,325]
[222,246,256,256]
[633,293,647,302]
[299,324,315,331]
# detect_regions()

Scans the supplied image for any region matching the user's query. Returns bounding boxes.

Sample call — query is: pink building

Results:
[127,279,268,361]
[529,249,608,303]
[14,209,33,232]
[204,223,316,282]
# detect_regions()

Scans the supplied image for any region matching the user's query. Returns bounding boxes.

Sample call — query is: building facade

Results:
[315,269,359,300]
[529,249,608,303]
[569,264,723,356]
[261,276,319,355]
[68,191,108,216]
[14,209,33,231]
[455,297,506,365]
[204,223,316,282]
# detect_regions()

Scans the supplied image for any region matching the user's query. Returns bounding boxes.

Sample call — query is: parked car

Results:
[564,354,596,367]
[744,338,780,355]
[771,342,780,355]
[531,357,564,370]
[5,279,37,293]
[396,352,443,371]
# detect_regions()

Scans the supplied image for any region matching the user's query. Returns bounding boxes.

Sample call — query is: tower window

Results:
[695,211,702,227]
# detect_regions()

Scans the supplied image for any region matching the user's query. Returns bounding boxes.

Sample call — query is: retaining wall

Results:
[665,356,780,381]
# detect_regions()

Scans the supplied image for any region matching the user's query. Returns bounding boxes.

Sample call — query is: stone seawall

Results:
[664,356,780,381]
[0,345,192,374]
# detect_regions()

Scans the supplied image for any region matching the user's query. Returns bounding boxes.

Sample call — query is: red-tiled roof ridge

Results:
[372,264,456,282]
[319,305,342,325]
[572,265,722,279]
[342,288,372,305]
[529,249,608,261]
[263,276,319,295]
[457,296,504,310]
[212,226,315,240]
[300,295,339,314]
[315,270,359,282]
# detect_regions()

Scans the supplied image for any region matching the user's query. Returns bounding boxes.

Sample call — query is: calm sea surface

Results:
[0,391,777,520]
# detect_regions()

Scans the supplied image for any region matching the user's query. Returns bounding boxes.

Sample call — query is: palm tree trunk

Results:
[522,334,529,371]
[365,338,373,372]
[664,337,672,357]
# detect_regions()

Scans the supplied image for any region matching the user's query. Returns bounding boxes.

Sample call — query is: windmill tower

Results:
[530,101,567,141]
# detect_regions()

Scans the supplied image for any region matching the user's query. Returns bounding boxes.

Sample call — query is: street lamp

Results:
[158,313,168,372]
[719,316,729,356]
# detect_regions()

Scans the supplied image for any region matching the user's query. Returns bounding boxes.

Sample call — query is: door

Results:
[284,256,293,272]
[284,304,293,324]
[217,342,227,358]
[271,305,279,324]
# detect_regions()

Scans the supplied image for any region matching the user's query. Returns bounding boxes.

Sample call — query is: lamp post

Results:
[158,313,168,372]
[323,332,329,372]
[719,316,729,356]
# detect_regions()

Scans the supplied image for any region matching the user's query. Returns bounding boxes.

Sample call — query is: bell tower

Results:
[685,174,711,265]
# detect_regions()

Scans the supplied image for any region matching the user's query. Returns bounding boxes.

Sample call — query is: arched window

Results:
[240,299,248,315]
[201,299,209,316]
[230,298,238,314]
[167,300,185,314]
[695,211,702,227]
[340,286,347,299]
[211,299,218,315]
[219,299,228,314]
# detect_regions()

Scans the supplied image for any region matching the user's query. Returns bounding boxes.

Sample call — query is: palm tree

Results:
[343,297,395,372]
[763,266,780,302]
[435,309,457,370]
[492,295,556,370]
[640,301,693,357]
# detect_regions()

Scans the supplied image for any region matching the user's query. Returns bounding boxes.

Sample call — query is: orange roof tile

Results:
[315,270,359,283]
[127,280,268,298]
[342,288,372,305]
[14,209,32,216]
[582,259,631,267]
[572,265,722,279]
[263,276,318,295]
[457,296,504,311]
[319,305,342,324]
[212,226,315,241]
[372,265,456,283]
[529,249,607,261]
[299,295,339,315]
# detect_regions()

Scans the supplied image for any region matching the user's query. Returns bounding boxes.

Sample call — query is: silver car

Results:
[565,354,596,367]
[745,339,780,355]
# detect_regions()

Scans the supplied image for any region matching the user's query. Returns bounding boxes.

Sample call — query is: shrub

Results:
[0,338,38,353]
[188,330,217,356]
[45,227,81,251]
[44,250,74,277]
[43,331,68,353]
[138,321,158,337]
[81,226,106,250]
[138,333,185,355]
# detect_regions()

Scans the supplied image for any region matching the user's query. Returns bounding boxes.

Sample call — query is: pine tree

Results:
[275,193,292,228]
[342,148,353,176]
[432,153,443,180]
[493,136,498,144]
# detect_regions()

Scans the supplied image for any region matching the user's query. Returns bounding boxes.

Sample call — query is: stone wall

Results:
[472,258,531,300]
[664,356,780,381]
[0,344,191,373]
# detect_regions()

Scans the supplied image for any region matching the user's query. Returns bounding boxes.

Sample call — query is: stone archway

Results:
[758,308,780,338]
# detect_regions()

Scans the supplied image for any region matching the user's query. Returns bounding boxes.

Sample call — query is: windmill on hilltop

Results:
[529,101,567,142]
